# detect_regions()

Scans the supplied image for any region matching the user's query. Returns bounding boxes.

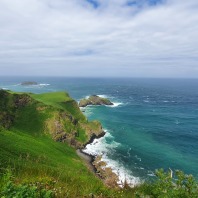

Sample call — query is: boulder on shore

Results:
[79,95,113,107]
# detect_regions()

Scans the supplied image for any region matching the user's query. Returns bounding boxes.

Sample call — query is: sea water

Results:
[1,77,198,185]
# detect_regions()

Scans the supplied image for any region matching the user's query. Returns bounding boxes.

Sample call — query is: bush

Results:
[0,169,54,198]
[136,169,198,198]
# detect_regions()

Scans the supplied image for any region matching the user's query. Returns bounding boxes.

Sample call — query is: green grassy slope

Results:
[0,90,135,197]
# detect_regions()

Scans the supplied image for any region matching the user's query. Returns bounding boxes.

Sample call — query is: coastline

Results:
[76,149,97,174]
[78,97,139,188]
[77,128,120,188]
[76,130,106,176]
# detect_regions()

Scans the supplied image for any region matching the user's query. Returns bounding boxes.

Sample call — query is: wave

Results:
[13,83,50,87]
[83,130,141,187]
[147,171,155,177]
[39,83,50,86]
[175,119,180,125]
[97,94,109,98]
[163,100,169,103]
[85,94,114,99]
[82,107,94,117]
[110,102,123,107]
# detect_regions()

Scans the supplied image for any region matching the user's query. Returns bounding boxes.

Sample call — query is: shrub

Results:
[136,169,198,198]
[0,169,54,198]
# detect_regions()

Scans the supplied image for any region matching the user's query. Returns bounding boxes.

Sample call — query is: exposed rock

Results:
[93,156,119,188]
[20,81,38,86]
[14,94,32,108]
[79,95,113,107]
[0,112,14,129]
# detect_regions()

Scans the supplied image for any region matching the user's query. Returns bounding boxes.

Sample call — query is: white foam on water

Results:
[163,100,169,103]
[17,83,50,87]
[109,102,123,107]
[97,94,109,98]
[83,107,94,116]
[1,88,8,90]
[39,83,50,86]
[135,155,142,162]
[147,171,155,177]
[127,148,131,157]
[83,130,141,187]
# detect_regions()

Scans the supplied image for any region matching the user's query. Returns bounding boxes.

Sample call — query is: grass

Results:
[0,90,136,197]
[0,130,103,197]
[30,92,72,108]
[31,92,86,121]
[0,129,136,197]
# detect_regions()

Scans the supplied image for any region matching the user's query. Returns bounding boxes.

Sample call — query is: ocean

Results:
[1,77,198,185]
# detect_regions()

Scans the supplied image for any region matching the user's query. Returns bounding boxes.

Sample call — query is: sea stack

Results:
[79,95,113,107]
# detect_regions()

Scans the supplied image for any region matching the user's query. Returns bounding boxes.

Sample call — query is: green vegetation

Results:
[137,169,198,198]
[0,90,135,197]
[0,169,54,198]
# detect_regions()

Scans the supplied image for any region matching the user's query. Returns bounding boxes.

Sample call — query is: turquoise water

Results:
[1,77,198,184]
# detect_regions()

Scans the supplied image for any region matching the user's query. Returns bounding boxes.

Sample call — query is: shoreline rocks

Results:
[77,130,120,188]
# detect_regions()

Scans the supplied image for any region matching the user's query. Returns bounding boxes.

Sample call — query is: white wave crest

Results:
[83,130,141,187]
[97,94,109,98]
[39,83,50,86]
[109,102,123,108]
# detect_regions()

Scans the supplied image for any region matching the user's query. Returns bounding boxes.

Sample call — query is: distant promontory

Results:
[79,95,113,107]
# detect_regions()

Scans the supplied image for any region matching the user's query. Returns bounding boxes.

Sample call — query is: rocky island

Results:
[20,81,38,86]
[79,95,113,107]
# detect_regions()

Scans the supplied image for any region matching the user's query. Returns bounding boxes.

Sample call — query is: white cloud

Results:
[0,0,198,77]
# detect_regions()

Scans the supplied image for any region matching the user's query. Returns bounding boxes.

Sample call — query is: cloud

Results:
[0,0,198,77]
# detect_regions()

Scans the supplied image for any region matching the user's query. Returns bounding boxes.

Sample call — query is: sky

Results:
[0,0,198,78]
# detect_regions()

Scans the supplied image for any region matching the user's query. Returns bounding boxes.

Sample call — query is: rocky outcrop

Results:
[20,81,38,86]
[79,95,113,107]
[93,156,119,188]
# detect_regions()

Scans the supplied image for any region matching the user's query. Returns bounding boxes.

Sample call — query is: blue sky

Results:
[0,0,198,77]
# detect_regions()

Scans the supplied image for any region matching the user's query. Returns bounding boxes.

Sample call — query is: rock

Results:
[20,81,38,86]
[79,95,113,107]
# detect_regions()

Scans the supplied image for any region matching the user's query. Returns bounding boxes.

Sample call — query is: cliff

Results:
[0,90,104,148]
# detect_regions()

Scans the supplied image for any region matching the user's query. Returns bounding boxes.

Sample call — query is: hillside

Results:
[0,90,135,197]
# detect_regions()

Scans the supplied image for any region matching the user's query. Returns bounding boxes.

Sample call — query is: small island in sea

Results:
[20,81,38,86]
[79,95,113,107]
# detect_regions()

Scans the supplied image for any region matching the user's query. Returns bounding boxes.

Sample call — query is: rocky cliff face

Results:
[0,90,105,149]
[79,95,113,107]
